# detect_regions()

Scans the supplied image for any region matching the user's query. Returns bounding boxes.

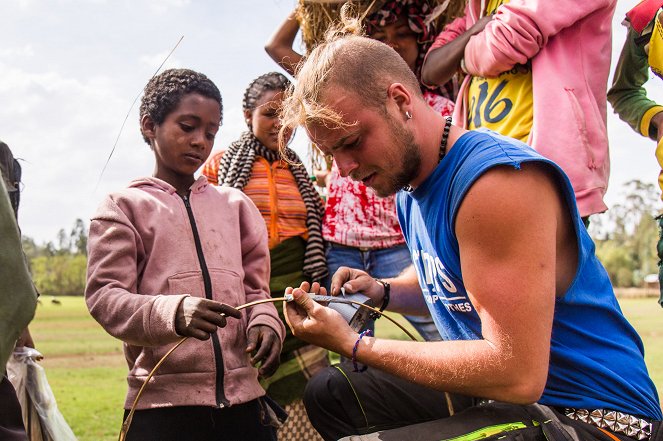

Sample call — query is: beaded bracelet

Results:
[352,329,373,373]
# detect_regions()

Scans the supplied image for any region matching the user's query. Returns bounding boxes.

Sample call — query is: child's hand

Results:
[246,325,281,378]
[175,297,241,340]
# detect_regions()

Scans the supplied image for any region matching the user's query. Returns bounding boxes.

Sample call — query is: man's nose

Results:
[335,155,359,178]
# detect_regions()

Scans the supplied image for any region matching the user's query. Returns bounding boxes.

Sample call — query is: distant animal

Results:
[51,298,61,305]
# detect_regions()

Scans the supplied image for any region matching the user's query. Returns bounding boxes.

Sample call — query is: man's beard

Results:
[372,114,422,197]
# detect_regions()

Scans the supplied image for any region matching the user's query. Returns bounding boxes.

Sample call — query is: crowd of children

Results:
[2,0,663,440]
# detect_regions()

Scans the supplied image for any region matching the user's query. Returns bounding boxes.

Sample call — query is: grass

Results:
[29,297,125,441]
[25,296,663,441]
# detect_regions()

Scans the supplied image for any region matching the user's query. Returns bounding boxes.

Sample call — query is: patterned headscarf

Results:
[364,0,456,100]
[365,1,435,74]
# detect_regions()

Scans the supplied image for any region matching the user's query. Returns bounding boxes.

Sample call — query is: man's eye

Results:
[179,123,194,132]
[206,132,216,141]
[345,139,361,150]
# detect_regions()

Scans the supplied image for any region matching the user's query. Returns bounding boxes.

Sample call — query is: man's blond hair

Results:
[278,7,422,151]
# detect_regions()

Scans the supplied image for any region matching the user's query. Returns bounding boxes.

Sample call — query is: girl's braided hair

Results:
[139,68,222,145]
[242,72,291,114]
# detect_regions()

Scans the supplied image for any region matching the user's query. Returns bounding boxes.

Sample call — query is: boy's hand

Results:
[246,325,281,377]
[175,297,241,340]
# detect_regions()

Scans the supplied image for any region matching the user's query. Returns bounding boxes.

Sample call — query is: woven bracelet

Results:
[352,329,373,373]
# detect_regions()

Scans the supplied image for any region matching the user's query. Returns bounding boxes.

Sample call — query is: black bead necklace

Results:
[439,116,452,163]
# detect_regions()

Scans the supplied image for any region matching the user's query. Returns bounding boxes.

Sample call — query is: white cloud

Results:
[0,45,34,58]
[145,0,191,14]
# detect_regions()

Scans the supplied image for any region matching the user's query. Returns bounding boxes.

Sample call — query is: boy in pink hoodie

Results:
[85,69,285,441]
[421,0,616,221]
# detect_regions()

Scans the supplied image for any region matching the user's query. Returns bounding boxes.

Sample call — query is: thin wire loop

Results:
[119,294,448,440]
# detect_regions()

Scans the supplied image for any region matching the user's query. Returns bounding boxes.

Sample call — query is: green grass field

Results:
[25,296,663,441]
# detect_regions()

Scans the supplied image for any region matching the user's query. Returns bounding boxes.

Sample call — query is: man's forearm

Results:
[381,265,430,316]
[350,335,546,404]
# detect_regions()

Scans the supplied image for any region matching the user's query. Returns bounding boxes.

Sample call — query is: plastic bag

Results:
[6,347,77,441]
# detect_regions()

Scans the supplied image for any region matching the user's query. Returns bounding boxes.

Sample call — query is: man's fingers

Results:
[284,288,314,332]
[292,287,317,313]
[330,266,369,295]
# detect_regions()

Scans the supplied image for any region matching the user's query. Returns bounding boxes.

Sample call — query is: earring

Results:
[405,111,412,120]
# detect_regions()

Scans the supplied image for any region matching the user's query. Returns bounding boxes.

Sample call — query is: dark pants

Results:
[304,363,661,441]
[122,399,277,441]
[303,362,473,441]
[0,375,26,441]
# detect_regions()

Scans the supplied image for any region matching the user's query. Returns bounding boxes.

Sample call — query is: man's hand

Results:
[330,266,386,305]
[284,281,356,356]
[246,325,281,378]
[175,297,241,341]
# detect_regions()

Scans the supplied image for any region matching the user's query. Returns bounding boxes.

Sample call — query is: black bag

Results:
[0,140,22,218]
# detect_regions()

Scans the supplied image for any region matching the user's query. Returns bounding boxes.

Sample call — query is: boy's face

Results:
[142,92,221,188]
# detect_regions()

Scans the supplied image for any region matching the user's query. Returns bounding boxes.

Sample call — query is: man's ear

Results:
[387,83,412,114]
[140,115,157,144]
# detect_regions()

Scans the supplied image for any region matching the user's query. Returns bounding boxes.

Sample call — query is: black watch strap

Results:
[371,279,390,320]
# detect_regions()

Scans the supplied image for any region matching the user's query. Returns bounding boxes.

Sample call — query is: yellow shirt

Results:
[466,0,534,141]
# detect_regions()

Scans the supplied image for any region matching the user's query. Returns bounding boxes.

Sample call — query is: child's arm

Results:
[175,296,241,341]
[86,208,181,346]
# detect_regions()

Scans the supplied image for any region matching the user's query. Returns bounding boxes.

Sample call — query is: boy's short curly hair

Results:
[139,68,222,145]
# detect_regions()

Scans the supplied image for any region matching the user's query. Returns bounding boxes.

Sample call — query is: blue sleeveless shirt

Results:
[396,129,661,420]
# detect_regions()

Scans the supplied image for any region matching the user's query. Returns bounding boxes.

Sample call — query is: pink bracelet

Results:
[352,329,373,372]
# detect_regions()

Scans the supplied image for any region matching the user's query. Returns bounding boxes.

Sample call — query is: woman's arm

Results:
[422,15,493,87]
[265,9,304,76]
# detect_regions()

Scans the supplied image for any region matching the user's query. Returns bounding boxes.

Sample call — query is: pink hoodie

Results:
[86,176,285,410]
[430,0,616,217]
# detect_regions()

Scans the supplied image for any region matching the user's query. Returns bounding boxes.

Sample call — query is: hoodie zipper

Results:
[181,193,230,408]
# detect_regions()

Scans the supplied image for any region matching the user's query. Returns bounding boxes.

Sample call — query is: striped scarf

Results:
[217,131,328,282]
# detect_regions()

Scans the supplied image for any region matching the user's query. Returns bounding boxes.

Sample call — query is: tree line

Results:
[22,218,88,296]
[19,179,662,295]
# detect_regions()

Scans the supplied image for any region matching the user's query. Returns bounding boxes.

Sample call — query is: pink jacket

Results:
[431,0,616,217]
[86,176,285,410]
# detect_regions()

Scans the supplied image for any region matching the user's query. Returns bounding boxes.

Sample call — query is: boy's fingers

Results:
[216,303,242,319]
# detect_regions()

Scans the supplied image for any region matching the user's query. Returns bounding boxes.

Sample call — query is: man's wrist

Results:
[375,279,390,313]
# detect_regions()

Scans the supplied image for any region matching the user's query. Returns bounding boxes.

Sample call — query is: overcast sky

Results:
[2,0,662,244]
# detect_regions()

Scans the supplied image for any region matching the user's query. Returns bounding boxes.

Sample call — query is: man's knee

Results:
[304,366,348,417]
